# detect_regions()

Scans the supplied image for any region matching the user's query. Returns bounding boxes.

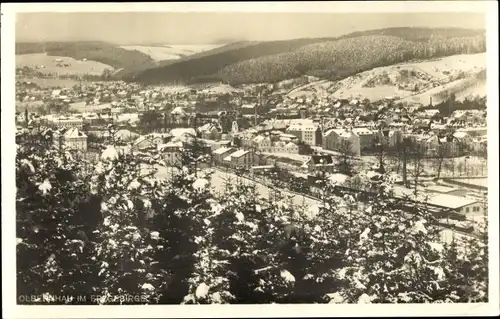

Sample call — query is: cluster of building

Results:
[16,75,487,172]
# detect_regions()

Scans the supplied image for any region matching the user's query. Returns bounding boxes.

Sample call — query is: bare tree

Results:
[457,140,471,157]
[399,137,414,188]
[393,139,405,175]
[444,158,456,177]
[457,161,465,176]
[373,135,388,174]
[408,141,427,196]
[336,138,355,175]
[434,142,451,180]
[479,149,487,175]
[101,68,113,81]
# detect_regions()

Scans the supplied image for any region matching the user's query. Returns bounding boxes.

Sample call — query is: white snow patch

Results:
[101,146,119,161]
[195,283,210,299]
[38,179,52,195]
[142,283,155,291]
[411,220,428,235]
[280,269,296,283]
[358,293,375,304]
[359,228,371,241]
[193,178,209,190]
[235,211,245,222]
[127,179,141,190]
[326,292,345,304]
[150,231,160,240]
[428,242,444,253]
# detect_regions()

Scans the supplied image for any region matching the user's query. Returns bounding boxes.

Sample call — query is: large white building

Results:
[285,120,322,146]
[323,128,361,156]
[223,149,253,169]
[54,127,88,152]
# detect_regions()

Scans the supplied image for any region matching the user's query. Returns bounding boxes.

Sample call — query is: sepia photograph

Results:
[1,1,499,318]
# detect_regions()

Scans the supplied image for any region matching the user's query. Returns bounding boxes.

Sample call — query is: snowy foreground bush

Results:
[16,136,488,304]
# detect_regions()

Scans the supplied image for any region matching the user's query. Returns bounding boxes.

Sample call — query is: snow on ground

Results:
[312,146,363,161]
[201,84,242,94]
[16,100,45,112]
[440,228,471,246]
[141,164,180,180]
[120,46,182,61]
[333,83,408,102]
[141,164,320,207]
[447,177,488,188]
[120,44,222,61]
[362,155,487,178]
[16,53,112,75]
[210,169,320,208]
[287,79,333,98]
[402,53,486,79]
[262,152,310,163]
[327,53,486,102]
[160,85,193,94]
[400,77,485,105]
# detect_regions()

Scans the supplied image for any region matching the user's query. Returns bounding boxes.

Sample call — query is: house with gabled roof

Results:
[224,149,253,169]
[427,193,482,215]
[213,147,235,165]
[62,127,87,152]
[375,128,403,148]
[253,135,272,152]
[158,141,183,166]
[304,154,336,173]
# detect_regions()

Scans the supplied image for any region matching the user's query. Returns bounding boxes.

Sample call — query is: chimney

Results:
[429,97,433,107]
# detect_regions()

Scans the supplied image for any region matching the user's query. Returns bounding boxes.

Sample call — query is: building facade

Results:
[53,128,88,152]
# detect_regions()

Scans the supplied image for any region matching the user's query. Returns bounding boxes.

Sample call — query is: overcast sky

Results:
[16,12,485,44]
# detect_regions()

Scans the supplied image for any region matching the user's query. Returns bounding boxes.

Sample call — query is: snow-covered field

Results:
[262,152,310,163]
[363,155,488,178]
[447,177,488,188]
[16,100,45,112]
[287,79,333,98]
[17,77,82,89]
[159,85,194,94]
[400,77,486,105]
[120,44,222,61]
[16,53,112,76]
[440,228,471,245]
[400,53,486,79]
[287,53,486,102]
[201,84,242,94]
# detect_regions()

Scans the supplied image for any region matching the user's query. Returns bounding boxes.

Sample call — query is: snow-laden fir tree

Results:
[92,148,169,304]
[16,131,100,304]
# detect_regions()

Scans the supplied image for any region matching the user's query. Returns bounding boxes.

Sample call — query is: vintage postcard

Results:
[2,1,498,318]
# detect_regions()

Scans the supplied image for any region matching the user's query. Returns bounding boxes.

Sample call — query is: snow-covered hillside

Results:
[120,44,223,61]
[284,53,486,103]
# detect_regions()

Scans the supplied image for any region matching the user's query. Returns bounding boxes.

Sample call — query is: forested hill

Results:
[15,41,155,70]
[128,27,486,85]
[336,27,485,42]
